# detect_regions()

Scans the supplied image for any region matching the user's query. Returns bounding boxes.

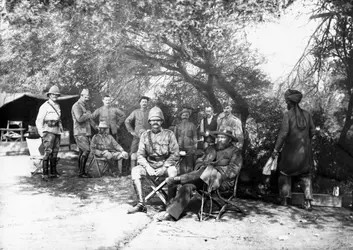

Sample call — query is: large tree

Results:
[123,0,284,124]
[290,0,353,152]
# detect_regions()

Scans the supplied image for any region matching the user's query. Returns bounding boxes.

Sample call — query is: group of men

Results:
[35,85,316,219]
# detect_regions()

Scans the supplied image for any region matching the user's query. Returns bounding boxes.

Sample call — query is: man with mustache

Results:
[90,121,129,165]
[127,106,180,214]
[125,96,151,171]
[36,85,64,181]
[71,89,97,178]
[174,108,197,174]
[157,126,242,221]
[217,103,244,150]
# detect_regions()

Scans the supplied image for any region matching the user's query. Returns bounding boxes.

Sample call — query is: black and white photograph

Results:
[0,0,352,249]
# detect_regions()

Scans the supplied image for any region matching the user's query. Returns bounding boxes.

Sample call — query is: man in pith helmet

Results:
[36,85,63,181]
[127,106,180,214]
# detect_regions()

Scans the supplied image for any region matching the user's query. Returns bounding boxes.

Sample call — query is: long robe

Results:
[274,108,316,176]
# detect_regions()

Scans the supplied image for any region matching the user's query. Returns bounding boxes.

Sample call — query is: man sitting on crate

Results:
[127,106,180,214]
[90,121,129,174]
[157,126,242,221]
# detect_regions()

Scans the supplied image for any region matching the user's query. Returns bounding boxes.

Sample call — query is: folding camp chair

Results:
[26,137,44,176]
[144,154,185,205]
[1,120,25,142]
[87,153,110,177]
[198,174,244,221]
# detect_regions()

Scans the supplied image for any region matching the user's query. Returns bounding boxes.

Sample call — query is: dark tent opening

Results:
[0,92,79,144]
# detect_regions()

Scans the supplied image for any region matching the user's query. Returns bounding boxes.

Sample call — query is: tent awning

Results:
[0,92,79,109]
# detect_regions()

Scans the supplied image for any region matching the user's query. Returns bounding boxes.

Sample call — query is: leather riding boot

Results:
[49,158,59,178]
[179,169,202,184]
[42,159,49,181]
[79,155,91,178]
[167,186,177,203]
[77,153,82,174]
[127,179,147,214]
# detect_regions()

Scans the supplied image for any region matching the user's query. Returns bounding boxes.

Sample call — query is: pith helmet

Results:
[148,106,164,122]
[46,85,61,97]
[98,121,109,128]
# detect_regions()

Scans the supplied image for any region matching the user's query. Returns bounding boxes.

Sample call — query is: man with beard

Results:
[90,121,129,165]
[272,89,316,211]
[71,89,97,178]
[36,85,64,181]
[174,108,197,174]
[125,96,151,170]
[156,126,242,221]
[127,106,180,214]
[217,103,244,149]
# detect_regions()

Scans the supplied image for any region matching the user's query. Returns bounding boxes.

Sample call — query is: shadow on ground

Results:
[17,154,135,205]
[13,153,353,230]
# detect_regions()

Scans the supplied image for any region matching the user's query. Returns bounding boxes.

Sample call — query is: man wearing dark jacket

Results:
[157,127,242,221]
[272,89,316,211]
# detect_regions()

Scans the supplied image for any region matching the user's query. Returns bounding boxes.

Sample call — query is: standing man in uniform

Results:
[217,103,244,149]
[36,85,63,181]
[199,106,218,149]
[71,89,97,178]
[174,108,197,174]
[127,106,179,214]
[91,94,126,141]
[125,96,151,171]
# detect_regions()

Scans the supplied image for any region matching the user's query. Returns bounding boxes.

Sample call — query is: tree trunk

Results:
[338,89,353,155]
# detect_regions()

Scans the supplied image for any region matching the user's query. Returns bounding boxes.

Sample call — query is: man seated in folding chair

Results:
[90,121,129,176]
[156,126,242,221]
[127,106,180,214]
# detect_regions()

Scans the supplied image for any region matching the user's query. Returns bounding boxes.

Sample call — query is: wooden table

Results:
[0,128,26,142]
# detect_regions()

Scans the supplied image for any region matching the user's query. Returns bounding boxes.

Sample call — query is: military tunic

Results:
[92,106,126,137]
[91,133,124,160]
[137,129,180,169]
[125,108,150,154]
[72,99,96,153]
[35,99,63,159]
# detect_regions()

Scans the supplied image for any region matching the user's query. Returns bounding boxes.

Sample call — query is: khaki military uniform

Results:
[36,99,63,160]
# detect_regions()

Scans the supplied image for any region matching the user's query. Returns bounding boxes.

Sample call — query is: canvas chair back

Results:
[26,138,44,158]
[7,120,23,129]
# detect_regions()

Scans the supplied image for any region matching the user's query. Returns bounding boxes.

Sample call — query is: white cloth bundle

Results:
[262,156,278,175]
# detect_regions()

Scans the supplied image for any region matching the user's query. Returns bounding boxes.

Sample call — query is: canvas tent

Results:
[0,92,79,143]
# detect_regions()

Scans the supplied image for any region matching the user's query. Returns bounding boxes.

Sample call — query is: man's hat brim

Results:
[139,96,150,102]
[209,131,238,142]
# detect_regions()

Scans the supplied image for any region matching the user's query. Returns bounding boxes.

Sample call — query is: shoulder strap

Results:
[47,101,61,120]
[147,130,158,154]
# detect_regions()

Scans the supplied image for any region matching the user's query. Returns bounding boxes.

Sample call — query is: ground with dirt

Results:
[0,153,352,250]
